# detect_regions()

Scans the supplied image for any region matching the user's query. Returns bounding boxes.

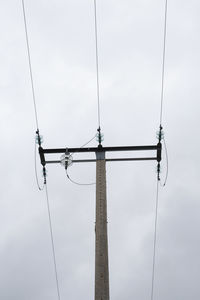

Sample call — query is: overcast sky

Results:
[0,0,200,299]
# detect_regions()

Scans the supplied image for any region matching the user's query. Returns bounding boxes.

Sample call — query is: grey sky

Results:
[0,0,200,299]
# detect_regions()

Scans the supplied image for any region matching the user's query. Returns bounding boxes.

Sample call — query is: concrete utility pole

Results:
[38,136,162,300]
[95,151,109,300]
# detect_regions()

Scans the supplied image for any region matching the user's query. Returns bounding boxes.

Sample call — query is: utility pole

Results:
[37,131,162,300]
[95,150,109,299]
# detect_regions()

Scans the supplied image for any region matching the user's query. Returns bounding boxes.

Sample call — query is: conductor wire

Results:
[66,170,96,186]
[34,142,44,190]
[45,183,61,300]
[160,0,168,126]
[93,0,101,129]
[80,133,97,148]
[150,180,160,300]
[160,137,169,187]
[22,0,39,130]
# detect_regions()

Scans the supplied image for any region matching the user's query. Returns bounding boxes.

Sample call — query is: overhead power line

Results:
[93,0,101,129]
[21,2,61,299]
[159,0,168,126]
[21,0,39,130]
[151,1,168,299]
[45,184,61,300]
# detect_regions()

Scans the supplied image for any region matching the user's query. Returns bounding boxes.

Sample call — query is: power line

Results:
[45,184,61,300]
[21,0,39,130]
[159,0,168,126]
[22,3,61,297]
[151,2,168,298]
[93,0,101,129]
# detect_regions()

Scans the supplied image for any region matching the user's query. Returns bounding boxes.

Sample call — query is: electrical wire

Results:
[22,0,45,190]
[158,0,169,186]
[160,137,169,187]
[159,0,168,126]
[45,183,61,300]
[93,0,101,129]
[65,134,97,186]
[150,180,160,300]
[66,170,96,186]
[22,0,39,130]
[80,133,97,148]
[34,141,45,191]
[22,3,61,298]
[151,1,168,299]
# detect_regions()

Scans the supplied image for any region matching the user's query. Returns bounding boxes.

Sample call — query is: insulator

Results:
[42,168,47,177]
[35,134,43,145]
[96,132,104,143]
[155,164,162,174]
[60,153,73,169]
[156,130,164,141]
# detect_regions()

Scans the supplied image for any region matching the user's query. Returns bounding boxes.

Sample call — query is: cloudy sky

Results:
[0,0,200,299]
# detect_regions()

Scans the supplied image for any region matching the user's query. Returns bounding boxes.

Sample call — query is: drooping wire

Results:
[34,141,45,191]
[93,0,101,129]
[21,0,39,130]
[45,183,61,300]
[65,134,97,186]
[66,170,96,186]
[150,180,160,300]
[80,133,97,148]
[159,0,168,126]
[160,137,169,187]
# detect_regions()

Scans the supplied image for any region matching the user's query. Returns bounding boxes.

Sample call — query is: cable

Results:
[80,133,97,148]
[22,1,46,190]
[159,0,168,126]
[157,0,168,186]
[64,134,97,186]
[21,0,39,130]
[150,180,160,300]
[152,2,168,297]
[93,0,101,129]
[160,137,169,187]
[22,3,60,297]
[66,170,96,186]
[34,142,45,191]
[45,183,61,300]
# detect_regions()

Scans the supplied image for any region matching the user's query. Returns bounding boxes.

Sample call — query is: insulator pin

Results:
[96,132,104,143]
[156,130,164,141]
